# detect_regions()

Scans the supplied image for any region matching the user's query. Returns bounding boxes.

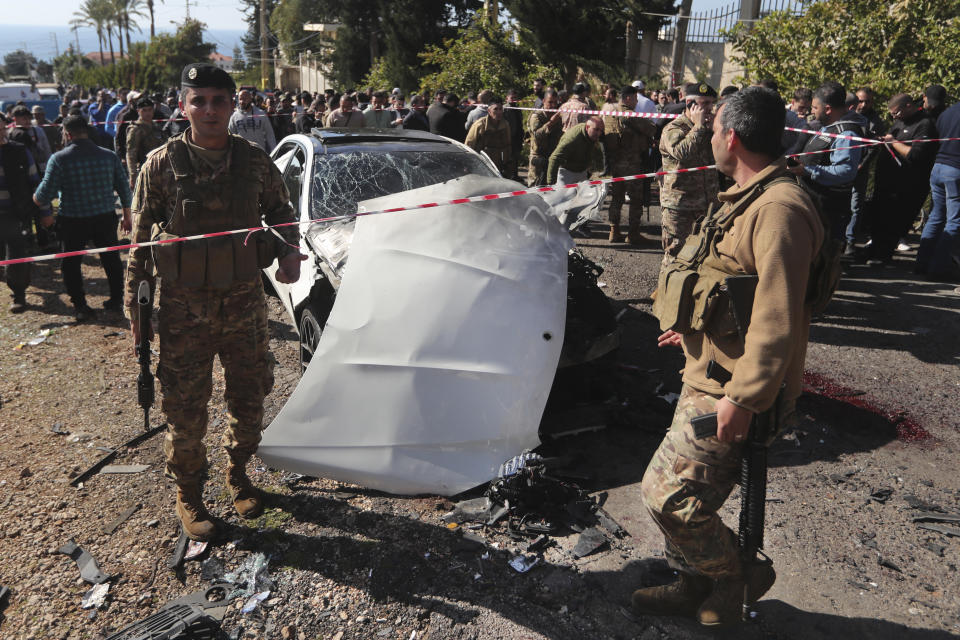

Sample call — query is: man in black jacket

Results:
[0,125,49,312]
[863,94,938,264]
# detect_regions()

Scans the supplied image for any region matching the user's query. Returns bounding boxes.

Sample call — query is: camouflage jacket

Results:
[601,101,656,171]
[125,132,299,310]
[659,114,719,211]
[125,120,165,184]
[527,110,563,159]
[560,96,589,132]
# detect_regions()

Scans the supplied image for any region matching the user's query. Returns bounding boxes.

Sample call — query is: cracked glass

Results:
[306,148,497,274]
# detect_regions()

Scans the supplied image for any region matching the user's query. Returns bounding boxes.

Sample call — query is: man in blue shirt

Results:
[788,81,863,243]
[34,115,132,321]
[104,87,129,147]
[918,99,960,282]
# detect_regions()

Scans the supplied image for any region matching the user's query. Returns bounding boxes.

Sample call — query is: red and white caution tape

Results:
[0,163,720,268]
[0,138,886,268]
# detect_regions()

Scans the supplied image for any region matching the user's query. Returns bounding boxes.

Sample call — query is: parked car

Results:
[262,128,617,374]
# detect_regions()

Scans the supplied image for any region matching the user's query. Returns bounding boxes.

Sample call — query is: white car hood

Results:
[258,176,573,495]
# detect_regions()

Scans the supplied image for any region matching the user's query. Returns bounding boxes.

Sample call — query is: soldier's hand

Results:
[275,251,308,284]
[716,397,752,443]
[657,330,682,348]
[688,102,706,127]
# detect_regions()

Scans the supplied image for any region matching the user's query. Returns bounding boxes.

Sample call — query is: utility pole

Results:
[669,0,693,87]
[51,32,60,57]
[185,0,191,20]
[260,0,269,89]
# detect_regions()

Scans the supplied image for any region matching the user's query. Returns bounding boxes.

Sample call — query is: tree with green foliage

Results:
[68,19,214,91]
[3,50,38,78]
[726,0,960,101]
[417,10,559,97]
[53,49,96,84]
[268,0,477,90]
[501,0,672,88]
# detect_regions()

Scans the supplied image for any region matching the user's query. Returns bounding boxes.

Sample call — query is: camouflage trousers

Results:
[640,384,743,579]
[608,166,643,228]
[660,207,699,265]
[527,155,548,187]
[157,280,274,486]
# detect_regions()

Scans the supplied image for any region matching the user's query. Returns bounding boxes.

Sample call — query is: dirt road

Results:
[0,207,957,640]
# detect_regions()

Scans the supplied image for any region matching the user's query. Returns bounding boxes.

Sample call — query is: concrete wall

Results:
[640,38,742,89]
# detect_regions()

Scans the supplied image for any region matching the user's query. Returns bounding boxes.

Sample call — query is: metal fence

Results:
[660,0,810,43]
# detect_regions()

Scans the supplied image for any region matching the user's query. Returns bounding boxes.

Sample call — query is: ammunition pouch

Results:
[151,136,272,289]
[653,173,801,336]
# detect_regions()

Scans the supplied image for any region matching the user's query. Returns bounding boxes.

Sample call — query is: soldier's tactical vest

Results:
[151,136,276,289]
[653,169,835,335]
[800,119,865,201]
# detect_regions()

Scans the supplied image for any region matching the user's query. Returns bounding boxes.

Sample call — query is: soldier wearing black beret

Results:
[125,63,305,540]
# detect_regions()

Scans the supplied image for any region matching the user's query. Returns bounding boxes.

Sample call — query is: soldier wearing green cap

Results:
[659,82,720,264]
[125,63,306,540]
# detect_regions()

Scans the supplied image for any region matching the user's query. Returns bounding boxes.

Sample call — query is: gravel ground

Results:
[0,203,958,640]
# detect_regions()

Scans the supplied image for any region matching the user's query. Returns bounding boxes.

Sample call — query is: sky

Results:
[0,0,737,61]
[2,0,735,34]
[5,0,250,32]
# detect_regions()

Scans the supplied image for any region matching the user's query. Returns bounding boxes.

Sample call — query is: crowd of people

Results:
[1,74,958,321]
[2,60,960,630]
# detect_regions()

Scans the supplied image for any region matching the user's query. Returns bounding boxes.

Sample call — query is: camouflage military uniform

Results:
[125,119,165,185]
[602,102,656,237]
[527,110,562,187]
[125,132,298,487]
[659,114,719,261]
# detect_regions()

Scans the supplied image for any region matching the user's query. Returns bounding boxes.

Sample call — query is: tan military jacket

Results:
[125,133,299,309]
[601,101,656,172]
[681,159,823,413]
[659,114,719,211]
[465,116,512,174]
[527,110,563,159]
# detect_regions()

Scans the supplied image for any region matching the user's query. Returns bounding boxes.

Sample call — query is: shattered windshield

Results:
[309,149,496,220]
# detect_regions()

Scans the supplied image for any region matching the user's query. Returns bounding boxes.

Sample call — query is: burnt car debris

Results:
[256,129,620,496]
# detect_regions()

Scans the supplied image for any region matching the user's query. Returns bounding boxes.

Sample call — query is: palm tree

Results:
[145,0,163,39]
[72,0,112,65]
[114,0,147,53]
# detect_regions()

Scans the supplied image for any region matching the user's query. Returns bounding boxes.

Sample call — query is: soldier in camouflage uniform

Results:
[125,96,166,189]
[632,87,823,626]
[659,83,720,263]
[527,90,563,187]
[601,85,656,244]
[125,63,304,541]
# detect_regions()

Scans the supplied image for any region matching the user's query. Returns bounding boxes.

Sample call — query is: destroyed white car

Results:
[258,129,618,495]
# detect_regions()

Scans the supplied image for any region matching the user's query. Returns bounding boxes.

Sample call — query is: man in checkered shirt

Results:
[34,115,132,321]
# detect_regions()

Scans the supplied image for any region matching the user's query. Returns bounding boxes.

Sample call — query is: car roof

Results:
[308,127,453,148]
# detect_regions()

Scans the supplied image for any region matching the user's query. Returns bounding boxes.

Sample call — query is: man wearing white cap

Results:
[633,80,657,114]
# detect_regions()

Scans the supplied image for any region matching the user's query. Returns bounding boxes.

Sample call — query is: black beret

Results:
[180,63,236,91]
[134,97,154,109]
[684,82,717,99]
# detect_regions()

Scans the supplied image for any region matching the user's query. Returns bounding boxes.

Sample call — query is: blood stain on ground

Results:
[802,371,932,443]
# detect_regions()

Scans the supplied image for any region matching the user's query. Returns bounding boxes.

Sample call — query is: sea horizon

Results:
[0,23,246,63]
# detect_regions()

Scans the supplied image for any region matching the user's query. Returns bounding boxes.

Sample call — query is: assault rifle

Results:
[135,281,154,432]
[687,274,778,622]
